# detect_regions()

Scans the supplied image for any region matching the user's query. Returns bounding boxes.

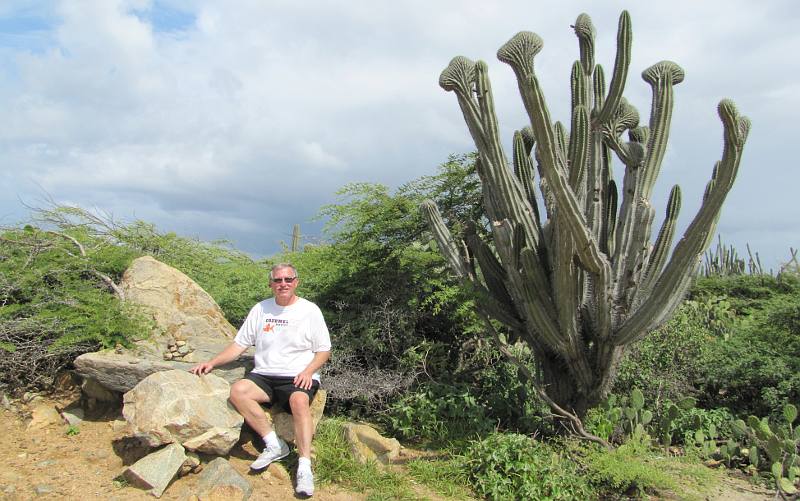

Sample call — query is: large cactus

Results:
[422,11,750,416]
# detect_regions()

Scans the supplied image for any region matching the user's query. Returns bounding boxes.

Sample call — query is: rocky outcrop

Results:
[74,255,254,396]
[123,442,187,498]
[343,422,401,465]
[121,255,236,343]
[122,370,243,455]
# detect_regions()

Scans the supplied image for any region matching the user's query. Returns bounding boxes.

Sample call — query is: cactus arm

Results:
[615,100,750,344]
[498,34,609,276]
[555,121,570,174]
[595,11,632,125]
[465,230,514,307]
[441,58,548,260]
[605,180,618,256]
[593,65,606,115]
[637,185,682,299]
[492,220,565,352]
[421,200,471,279]
[513,131,544,238]
[568,104,590,192]
[421,199,524,330]
[573,14,596,76]
[639,61,685,199]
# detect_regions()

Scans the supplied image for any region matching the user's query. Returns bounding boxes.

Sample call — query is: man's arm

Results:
[293,351,331,390]
[189,342,248,375]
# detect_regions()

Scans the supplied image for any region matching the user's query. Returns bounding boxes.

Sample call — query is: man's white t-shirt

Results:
[234,297,331,381]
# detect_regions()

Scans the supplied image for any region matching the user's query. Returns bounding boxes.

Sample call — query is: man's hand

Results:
[293,370,314,390]
[189,362,214,375]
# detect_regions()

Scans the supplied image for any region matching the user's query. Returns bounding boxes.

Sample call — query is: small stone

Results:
[61,407,84,426]
[37,459,57,467]
[175,340,187,347]
[163,352,174,360]
[128,360,139,364]
[177,345,190,355]
[34,485,54,495]
[1,393,11,410]
[180,352,197,363]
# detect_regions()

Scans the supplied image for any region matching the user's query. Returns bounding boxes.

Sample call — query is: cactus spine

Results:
[422,11,750,415]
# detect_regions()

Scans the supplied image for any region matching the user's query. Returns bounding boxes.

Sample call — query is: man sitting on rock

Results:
[190,263,331,497]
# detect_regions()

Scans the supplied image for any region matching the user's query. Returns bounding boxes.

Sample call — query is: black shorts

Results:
[243,373,319,414]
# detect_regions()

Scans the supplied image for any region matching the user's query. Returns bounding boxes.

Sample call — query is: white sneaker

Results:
[295,468,314,497]
[250,438,290,470]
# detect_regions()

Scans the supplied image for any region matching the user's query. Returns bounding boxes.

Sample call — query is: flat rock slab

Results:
[343,422,401,465]
[123,442,186,498]
[74,342,253,394]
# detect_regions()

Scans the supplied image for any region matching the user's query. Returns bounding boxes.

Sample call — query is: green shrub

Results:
[583,439,678,498]
[614,299,719,411]
[385,383,496,443]
[698,275,800,417]
[460,433,594,500]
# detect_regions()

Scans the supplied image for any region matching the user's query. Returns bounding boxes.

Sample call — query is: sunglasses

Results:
[271,277,297,284]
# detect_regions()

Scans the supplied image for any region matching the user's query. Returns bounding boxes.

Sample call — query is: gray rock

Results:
[343,422,401,465]
[195,457,252,501]
[34,485,53,495]
[1,392,11,410]
[122,370,243,455]
[74,344,253,393]
[60,406,84,426]
[123,442,186,498]
[81,373,122,401]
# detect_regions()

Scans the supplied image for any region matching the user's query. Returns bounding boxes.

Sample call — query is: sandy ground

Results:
[0,390,363,500]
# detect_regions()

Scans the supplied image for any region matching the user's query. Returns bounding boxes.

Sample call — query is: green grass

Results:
[581,439,721,500]
[314,418,474,500]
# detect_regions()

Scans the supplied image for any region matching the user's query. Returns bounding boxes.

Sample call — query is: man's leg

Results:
[289,391,313,458]
[229,379,272,437]
[290,391,315,496]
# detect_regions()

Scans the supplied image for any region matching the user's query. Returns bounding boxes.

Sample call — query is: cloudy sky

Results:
[1,1,797,270]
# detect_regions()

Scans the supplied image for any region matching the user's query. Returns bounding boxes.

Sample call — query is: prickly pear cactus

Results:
[422,11,750,415]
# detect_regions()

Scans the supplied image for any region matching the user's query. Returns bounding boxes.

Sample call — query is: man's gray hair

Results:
[269,263,298,280]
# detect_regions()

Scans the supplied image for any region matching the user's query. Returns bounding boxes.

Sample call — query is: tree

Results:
[422,11,750,420]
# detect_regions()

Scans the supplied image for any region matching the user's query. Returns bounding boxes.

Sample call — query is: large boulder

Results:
[74,255,254,395]
[122,370,243,455]
[121,255,236,343]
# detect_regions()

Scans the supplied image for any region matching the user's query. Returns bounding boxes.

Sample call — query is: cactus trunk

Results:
[424,11,749,416]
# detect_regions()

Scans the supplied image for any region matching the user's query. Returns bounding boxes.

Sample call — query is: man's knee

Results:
[289,391,310,414]
[230,379,262,403]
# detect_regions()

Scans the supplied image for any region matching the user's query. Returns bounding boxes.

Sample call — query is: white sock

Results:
[298,456,312,472]
[263,431,280,449]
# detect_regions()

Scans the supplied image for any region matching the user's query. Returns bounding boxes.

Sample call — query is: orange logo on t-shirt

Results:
[263,323,274,333]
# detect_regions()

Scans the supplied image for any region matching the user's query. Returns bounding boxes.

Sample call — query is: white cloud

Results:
[0,0,797,266]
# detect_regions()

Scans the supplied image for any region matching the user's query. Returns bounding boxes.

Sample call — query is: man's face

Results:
[269,267,299,304]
